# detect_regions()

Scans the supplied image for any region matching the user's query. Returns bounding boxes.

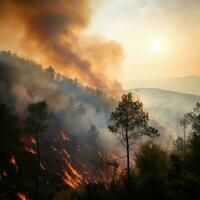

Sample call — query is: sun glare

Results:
[150,38,164,53]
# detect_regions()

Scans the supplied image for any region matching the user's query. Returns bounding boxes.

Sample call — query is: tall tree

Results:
[182,103,200,200]
[108,93,159,183]
[25,101,53,200]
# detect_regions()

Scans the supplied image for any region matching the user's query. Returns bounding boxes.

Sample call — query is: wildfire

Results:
[24,146,36,155]
[17,192,28,200]
[61,130,70,141]
[62,160,84,189]
[66,162,83,181]
[30,136,36,144]
[63,170,79,189]
[10,155,16,165]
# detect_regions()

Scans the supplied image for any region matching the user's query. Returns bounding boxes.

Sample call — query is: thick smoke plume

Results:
[0,51,122,190]
[0,0,123,97]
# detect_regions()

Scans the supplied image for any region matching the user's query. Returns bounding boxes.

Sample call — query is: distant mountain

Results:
[131,88,200,140]
[124,76,200,96]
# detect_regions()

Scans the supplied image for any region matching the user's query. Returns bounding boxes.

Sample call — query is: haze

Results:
[88,0,200,87]
[1,0,200,91]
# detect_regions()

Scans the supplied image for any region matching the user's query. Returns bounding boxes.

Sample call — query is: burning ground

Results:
[0,51,124,199]
[0,51,194,200]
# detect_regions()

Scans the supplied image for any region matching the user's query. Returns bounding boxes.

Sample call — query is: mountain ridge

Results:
[124,76,200,96]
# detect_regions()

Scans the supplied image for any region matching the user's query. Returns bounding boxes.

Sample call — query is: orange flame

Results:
[24,146,36,155]
[10,155,16,166]
[17,192,28,200]
[63,170,79,189]
[30,136,36,144]
[67,162,83,181]
[62,160,84,189]
[61,130,70,141]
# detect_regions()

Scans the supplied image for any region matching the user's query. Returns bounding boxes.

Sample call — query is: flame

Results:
[30,136,36,144]
[63,170,79,189]
[61,130,70,141]
[66,162,83,181]
[17,192,28,200]
[62,160,84,189]
[24,146,36,155]
[10,155,16,166]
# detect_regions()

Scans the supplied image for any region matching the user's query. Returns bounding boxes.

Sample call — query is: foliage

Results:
[2,86,200,200]
[135,142,170,200]
[108,93,159,182]
[25,101,53,199]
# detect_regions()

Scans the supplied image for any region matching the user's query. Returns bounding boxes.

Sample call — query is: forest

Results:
[0,52,200,200]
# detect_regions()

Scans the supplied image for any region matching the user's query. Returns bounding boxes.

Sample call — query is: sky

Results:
[87,0,200,84]
[1,0,200,91]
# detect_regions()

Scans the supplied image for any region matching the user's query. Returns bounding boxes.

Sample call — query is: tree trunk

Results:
[126,135,130,185]
[34,131,40,200]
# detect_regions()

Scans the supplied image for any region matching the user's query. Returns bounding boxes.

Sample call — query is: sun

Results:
[149,38,164,53]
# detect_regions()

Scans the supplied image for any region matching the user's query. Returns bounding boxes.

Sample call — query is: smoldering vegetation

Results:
[0,51,122,199]
[1,51,200,200]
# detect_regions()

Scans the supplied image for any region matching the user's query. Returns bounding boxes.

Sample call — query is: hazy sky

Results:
[87,0,200,84]
[1,0,200,91]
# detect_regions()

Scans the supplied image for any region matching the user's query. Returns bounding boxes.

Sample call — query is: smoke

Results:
[133,88,200,145]
[0,51,125,188]
[0,0,124,97]
[0,51,118,149]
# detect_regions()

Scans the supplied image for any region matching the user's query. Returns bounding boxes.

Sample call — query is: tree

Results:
[180,114,190,153]
[186,102,200,136]
[135,142,170,200]
[0,103,19,198]
[25,101,53,200]
[108,93,159,183]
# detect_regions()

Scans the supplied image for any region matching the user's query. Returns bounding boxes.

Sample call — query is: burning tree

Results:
[108,93,159,183]
[25,101,53,199]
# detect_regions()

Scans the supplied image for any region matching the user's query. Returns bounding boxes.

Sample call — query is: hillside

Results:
[125,76,200,96]
[132,88,200,138]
